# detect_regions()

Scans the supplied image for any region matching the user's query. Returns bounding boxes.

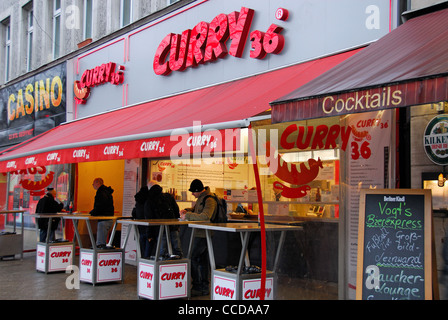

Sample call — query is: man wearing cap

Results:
[36,188,64,242]
[180,179,217,296]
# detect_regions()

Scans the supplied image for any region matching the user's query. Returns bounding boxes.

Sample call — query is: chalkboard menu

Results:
[356,189,432,300]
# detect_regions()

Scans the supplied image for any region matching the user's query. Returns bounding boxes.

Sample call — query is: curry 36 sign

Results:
[153,7,287,76]
[423,115,448,165]
[74,62,125,104]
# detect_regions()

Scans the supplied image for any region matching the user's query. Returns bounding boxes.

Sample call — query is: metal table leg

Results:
[85,220,96,249]
[205,229,215,270]
[164,225,173,256]
[273,230,286,273]
[237,232,250,275]
[154,225,164,261]
[72,220,83,248]
[107,220,120,247]
[187,228,196,259]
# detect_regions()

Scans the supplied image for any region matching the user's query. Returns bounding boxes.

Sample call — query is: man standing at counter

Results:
[145,180,183,259]
[180,179,217,296]
[36,187,64,242]
[90,178,115,248]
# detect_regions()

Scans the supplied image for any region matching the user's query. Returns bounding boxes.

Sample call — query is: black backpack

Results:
[202,194,228,223]
[155,193,179,219]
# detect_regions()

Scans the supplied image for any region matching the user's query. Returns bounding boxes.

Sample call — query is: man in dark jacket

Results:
[90,178,114,248]
[144,181,182,259]
[36,188,64,242]
[132,185,150,257]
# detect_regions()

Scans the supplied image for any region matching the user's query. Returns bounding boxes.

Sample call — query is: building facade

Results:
[0,0,447,301]
[0,0,180,85]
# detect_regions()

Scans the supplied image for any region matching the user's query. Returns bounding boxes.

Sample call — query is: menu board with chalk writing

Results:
[356,189,432,300]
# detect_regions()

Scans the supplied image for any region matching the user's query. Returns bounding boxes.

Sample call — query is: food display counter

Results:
[62,214,125,285]
[119,219,196,300]
[188,222,302,300]
[0,210,25,260]
[31,213,77,273]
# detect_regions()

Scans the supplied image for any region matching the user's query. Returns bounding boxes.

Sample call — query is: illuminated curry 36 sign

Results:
[74,62,125,104]
[153,7,287,76]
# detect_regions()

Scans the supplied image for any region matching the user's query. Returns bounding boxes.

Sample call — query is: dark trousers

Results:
[39,229,55,243]
[138,226,150,258]
[190,237,209,292]
[160,230,183,258]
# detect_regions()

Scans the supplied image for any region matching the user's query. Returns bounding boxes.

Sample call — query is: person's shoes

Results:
[225,265,238,273]
[191,288,203,297]
[191,286,209,297]
[244,265,261,274]
[202,288,210,296]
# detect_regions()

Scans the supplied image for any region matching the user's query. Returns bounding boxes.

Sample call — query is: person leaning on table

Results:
[179,179,217,297]
[145,180,183,259]
[36,187,64,242]
[89,178,115,248]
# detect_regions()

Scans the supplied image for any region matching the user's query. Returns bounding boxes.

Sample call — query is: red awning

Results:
[0,48,361,172]
[270,6,448,123]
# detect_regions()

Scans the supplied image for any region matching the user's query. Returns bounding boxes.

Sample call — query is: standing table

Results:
[119,219,196,300]
[188,222,302,300]
[0,210,25,260]
[62,215,126,285]
[31,213,77,273]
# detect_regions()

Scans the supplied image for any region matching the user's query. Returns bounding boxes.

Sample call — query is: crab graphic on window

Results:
[12,166,55,197]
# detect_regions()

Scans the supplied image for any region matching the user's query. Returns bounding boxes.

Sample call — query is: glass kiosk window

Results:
[422,172,448,212]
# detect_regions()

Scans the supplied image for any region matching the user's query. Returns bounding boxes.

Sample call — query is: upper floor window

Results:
[3,18,11,82]
[26,7,34,72]
[120,0,133,27]
[53,0,61,59]
[84,0,93,39]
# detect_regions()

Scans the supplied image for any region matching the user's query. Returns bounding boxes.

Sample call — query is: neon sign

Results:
[153,7,287,76]
[74,62,125,104]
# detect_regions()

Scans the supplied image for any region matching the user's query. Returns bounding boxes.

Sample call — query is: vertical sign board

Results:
[138,262,155,299]
[356,189,432,300]
[121,159,139,264]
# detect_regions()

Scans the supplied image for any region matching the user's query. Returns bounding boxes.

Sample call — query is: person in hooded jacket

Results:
[36,188,64,242]
[132,185,151,258]
[90,178,114,248]
[144,181,182,259]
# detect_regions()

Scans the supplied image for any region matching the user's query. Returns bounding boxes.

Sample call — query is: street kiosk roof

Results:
[270,5,448,123]
[0,49,360,172]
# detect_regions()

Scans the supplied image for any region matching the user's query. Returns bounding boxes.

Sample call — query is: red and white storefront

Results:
[0,0,407,299]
